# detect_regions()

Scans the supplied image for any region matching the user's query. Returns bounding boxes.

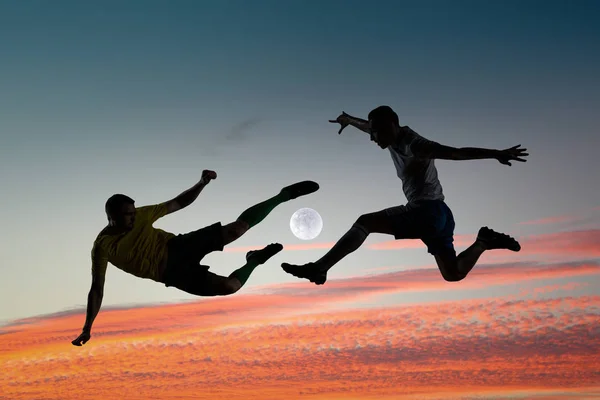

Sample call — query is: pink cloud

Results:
[223,228,600,262]
[519,229,600,257]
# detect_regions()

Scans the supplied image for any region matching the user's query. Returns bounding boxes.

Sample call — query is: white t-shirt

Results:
[388,126,445,203]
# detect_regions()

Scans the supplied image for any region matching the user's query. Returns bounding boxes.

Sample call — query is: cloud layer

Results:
[1,294,598,399]
[1,263,599,399]
[2,226,599,399]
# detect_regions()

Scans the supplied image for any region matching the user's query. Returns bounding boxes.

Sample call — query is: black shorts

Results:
[162,222,227,296]
[384,200,456,256]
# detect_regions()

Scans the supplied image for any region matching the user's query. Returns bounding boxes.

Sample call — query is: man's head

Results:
[105,194,136,229]
[367,105,401,149]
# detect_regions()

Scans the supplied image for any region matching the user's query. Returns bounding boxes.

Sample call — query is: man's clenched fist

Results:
[200,170,217,184]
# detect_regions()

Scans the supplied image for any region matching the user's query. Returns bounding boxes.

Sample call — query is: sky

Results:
[0,0,599,399]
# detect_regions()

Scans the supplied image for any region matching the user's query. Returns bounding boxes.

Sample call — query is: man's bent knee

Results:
[355,213,381,234]
[223,277,242,295]
[203,277,242,296]
[441,271,464,282]
[355,214,371,230]
[222,220,250,245]
[434,253,464,282]
[355,211,395,235]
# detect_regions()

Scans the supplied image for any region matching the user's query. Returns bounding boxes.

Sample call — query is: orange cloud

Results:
[1,292,598,399]
[2,256,599,400]
[4,217,600,400]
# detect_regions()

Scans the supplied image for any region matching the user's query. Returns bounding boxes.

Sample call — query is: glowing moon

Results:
[290,208,323,240]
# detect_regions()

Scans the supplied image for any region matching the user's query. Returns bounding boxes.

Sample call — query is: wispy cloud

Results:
[518,207,600,230]
[518,229,600,257]
[224,229,600,262]
[199,117,264,156]
[225,117,262,142]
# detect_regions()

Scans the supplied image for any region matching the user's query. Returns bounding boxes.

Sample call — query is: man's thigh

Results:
[169,222,225,265]
[420,201,456,256]
[384,200,456,253]
[164,263,230,297]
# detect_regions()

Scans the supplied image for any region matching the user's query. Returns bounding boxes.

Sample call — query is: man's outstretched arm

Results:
[164,169,217,214]
[72,258,106,346]
[413,140,529,166]
[426,143,500,160]
[329,112,371,135]
[83,275,104,331]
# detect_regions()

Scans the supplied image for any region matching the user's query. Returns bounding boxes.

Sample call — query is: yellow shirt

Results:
[91,203,176,282]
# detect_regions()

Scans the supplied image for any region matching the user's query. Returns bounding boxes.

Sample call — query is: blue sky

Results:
[0,0,599,322]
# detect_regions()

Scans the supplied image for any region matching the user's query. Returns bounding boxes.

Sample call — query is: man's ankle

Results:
[313,260,330,272]
[277,191,290,202]
[474,238,489,251]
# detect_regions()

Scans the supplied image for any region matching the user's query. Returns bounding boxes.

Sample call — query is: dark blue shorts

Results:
[384,200,456,256]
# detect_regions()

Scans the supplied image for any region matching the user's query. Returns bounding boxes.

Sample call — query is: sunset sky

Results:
[1,1,599,399]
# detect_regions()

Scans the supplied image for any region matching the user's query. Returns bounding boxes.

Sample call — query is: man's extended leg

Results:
[221,180,320,245]
[434,227,521,282]
[281,210,396,285]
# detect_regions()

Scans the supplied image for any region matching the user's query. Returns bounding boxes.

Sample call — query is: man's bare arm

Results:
[72,264,105,346]
[165,180,208,214]
[83,275,104,333]
[413,141,529,166]
[427,143,500,161]
[345,115,371,134]
[164,170,217,214]
[329,112,371,135]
